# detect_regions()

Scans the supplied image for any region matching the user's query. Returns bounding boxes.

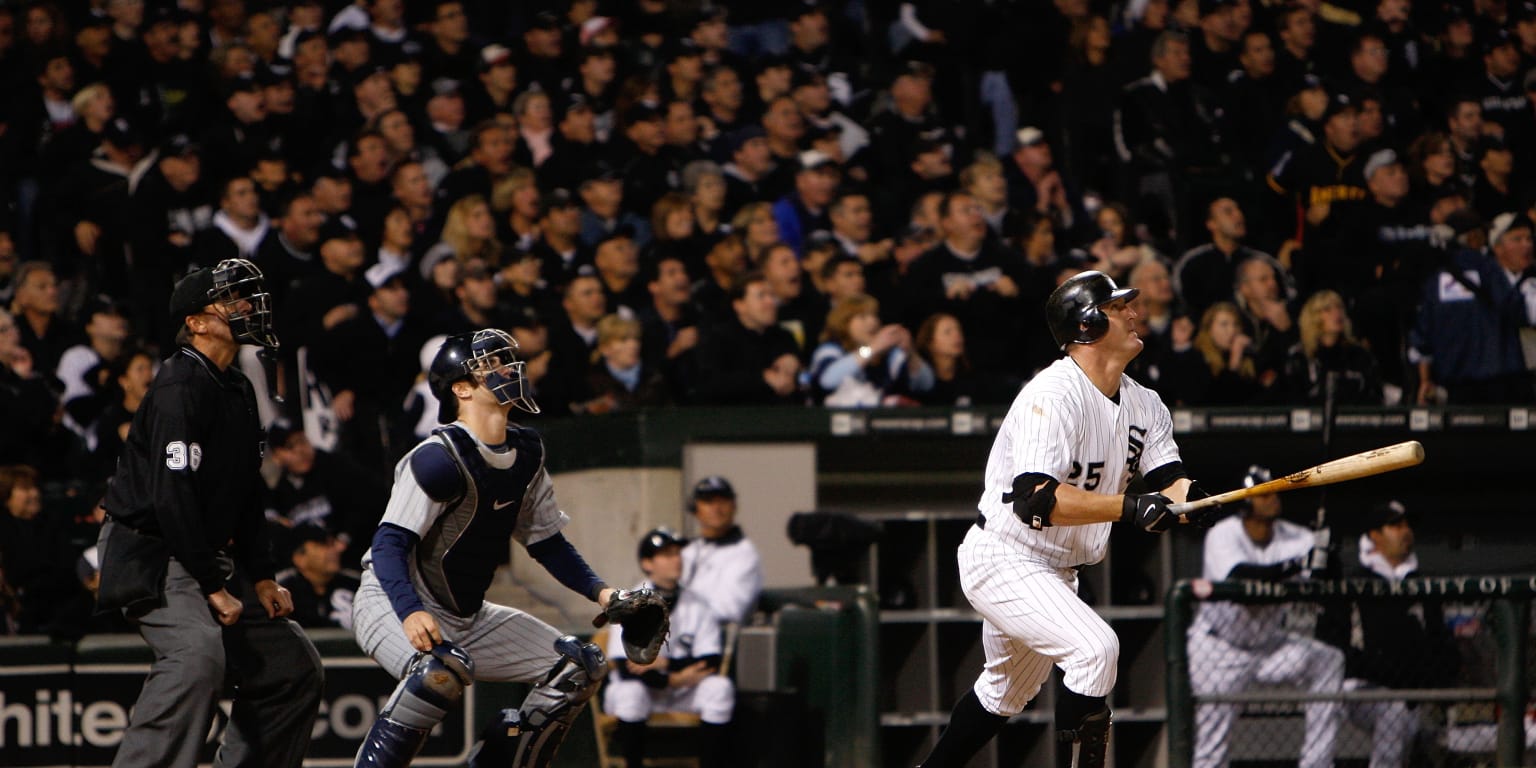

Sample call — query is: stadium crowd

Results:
[2,0,1535,636]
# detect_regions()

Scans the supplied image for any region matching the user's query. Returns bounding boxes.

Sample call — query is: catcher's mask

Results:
[429,328,540,420]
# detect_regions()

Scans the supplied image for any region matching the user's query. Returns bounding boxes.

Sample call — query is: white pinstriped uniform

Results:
[351,425,572,682]
[960,357,1181,716]
[601,580,735,724]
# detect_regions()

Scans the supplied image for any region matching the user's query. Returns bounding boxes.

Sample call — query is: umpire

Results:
[96,258,322,768]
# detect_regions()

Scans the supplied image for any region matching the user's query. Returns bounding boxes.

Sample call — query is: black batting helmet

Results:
[1045,270,1139,350]
[637,527,686,560]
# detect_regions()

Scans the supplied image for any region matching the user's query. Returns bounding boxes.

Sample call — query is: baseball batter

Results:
[921,271,1218,768]
[1188,466,1344,768]
[350,328,618,768]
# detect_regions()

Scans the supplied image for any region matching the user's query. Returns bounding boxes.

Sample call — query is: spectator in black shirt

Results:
[695,270,803,405]
[639,251,701,401]
[419,0,475,87]
[0,464,77,634]
[1472,139,1520,221]
[545,270,607,415]
[263,422,388,566]
[201,76,277,186]
[700,64,747,140]
[1284,289,1382,404]
[92,348,154,480]
[10,260,80,377]
[1233,254,1297,391]
[720,125,776,219]
[284,218,370,352]
[0,308,59,470]
[540,94,604,194]
[593,229,648,317]
[1173,197,1271,319]
[276,523,362,630]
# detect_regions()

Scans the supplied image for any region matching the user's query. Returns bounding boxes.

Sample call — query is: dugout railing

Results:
[1165,576,1535,768]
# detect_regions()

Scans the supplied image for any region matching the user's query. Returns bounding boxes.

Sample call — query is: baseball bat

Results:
[1170,441,1425,517]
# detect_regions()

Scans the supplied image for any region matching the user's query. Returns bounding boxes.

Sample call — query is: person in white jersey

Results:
[1188,465,1344,768]
[920,270,1220,768]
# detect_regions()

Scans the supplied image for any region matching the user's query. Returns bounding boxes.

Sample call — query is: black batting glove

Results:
[1183,481,1221,528]
[1122,493,1175,533]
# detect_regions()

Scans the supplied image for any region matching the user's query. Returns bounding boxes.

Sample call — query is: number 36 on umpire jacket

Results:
[100,346,275,607]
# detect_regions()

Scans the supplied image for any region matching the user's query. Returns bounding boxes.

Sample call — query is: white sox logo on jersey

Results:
[1066,426,1147,491]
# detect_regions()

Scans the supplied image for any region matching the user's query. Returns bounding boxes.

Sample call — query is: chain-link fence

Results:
[1166,577,1535,768]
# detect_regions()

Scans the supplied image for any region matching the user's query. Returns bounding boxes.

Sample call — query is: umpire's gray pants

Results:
[112,559,324,768]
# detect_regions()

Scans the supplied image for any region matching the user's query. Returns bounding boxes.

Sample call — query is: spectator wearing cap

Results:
[284,216,370,351]
[898,191,1026,381]
[277,524,363,629]
[1315,500,1456,768]
[1269,91,1367,242]
[315,262,424,470]
[1006,127,1080,235]
[263,418,389,567]
[463,43,517,126]
[662,39,706,103]
[1462,28,1528,138]
[201,75,277,183]
[193,176,270,266]
[793,69,869,165]
[680,474,764,624]
[592,228,648,316]
[772,150,840,255]
[579,162,652,250]
[12,47,76,187]
[866,61,952,183]
[530,188,589,285]
[1324,149,1434,388]
[124,132,212,345]
[1409,211,1536,403]
[420,0,475,86]
[720,125,776,219]
[428,257,504,339]
[497,247,558,321]
[638,250,703,400]
[787,6,860,107]
[613,103,675,219]
[1189,0,1243,93]
[338,64,399,146]
[743,55,795,126]
[1114,29,1227,248]
[693,234,749,327]
[686,8,743,72]
[538,93,605,193]
[520,10,567,96]
[56,299,130,442]
[565,45,619,139]
[877,138,954,238]
[1472,140,1521,222]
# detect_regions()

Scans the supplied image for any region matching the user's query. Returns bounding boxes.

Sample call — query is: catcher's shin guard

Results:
[356,642,475,768]
[496,635,607,768]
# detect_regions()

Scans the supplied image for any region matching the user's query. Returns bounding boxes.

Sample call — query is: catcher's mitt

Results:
[593,588,670,664]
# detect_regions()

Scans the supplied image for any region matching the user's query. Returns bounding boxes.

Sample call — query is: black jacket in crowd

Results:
[102,345,275,596]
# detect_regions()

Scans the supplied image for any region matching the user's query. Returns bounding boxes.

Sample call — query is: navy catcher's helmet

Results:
[428,328,539,422]
[1045,270,1139,350]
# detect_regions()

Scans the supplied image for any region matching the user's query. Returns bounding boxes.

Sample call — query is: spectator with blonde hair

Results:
[586,314,670,412]
[732,201,781,265]
[1284,290,1382,405]
[810,294,932,406]
[491,167,542,250]
[959,154,1015,237]
[422,194,502,271]
[1172,301,1261,405]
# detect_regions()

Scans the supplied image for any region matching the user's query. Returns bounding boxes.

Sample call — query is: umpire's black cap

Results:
[169,267,216,322]
[691,475,736,504]
[638,527,686,560]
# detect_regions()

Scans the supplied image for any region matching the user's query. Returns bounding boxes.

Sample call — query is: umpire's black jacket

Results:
[104,345,275,596]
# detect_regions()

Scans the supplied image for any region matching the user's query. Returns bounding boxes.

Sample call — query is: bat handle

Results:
[1169,497,1219,517]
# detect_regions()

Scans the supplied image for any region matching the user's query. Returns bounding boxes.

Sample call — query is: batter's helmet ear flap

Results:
[1078,306,1110,344]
